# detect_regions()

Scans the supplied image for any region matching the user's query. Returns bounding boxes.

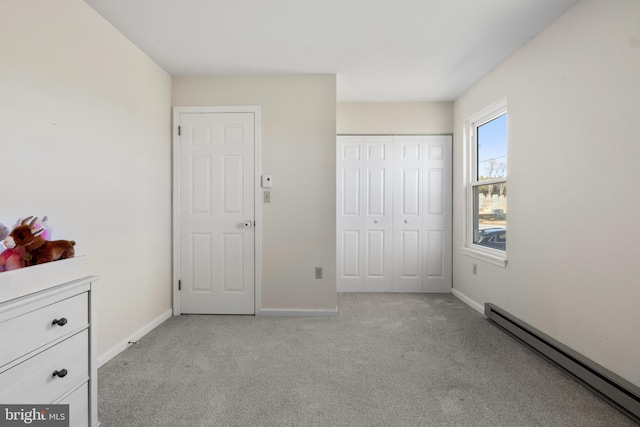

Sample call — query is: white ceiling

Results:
[83,0,580,102]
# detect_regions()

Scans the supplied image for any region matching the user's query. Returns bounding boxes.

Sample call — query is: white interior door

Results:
[393,136,424,292]
[422,135,452,292]
[337,136,393,292]
[337,134,452,293]
[177,111,255,314]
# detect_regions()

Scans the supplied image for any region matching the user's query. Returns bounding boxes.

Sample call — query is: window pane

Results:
[473,183,507,251]
[477,114,507,181]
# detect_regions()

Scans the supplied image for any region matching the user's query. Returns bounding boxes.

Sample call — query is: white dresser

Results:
[0,256,99,427]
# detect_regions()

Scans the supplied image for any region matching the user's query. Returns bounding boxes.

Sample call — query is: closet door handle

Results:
[52,369,68,378]
[52,318,68,327]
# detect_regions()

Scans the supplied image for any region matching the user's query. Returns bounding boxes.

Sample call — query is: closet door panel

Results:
[422,135,452,292]
[337,136,365,291]
[338,136,393,292]
[393,136,423,292]
[363,137,393,291]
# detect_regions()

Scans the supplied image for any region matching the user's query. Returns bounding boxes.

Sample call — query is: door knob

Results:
[404,219,409,224]
[374,220,379,224]
[243,221,253,228]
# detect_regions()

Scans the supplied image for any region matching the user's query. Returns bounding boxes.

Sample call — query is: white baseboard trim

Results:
[97,308,172,368]
[257,306,338,317]
[452,288,485,315]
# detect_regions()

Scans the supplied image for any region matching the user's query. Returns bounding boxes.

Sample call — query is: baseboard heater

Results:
[485,303,640,422]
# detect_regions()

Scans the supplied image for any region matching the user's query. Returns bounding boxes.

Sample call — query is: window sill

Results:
[461,247,508,268]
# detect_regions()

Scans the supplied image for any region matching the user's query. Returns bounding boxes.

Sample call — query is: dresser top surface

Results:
[0,256,91,304]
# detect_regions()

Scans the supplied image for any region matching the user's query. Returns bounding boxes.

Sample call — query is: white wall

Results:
[337,102,453,135]
[453,0,640,386]
[173,75,337,311]
[0,0,172,359]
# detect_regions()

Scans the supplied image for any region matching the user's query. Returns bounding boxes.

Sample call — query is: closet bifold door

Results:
[421,135,452,293]
[392,136,424,292]
[337,135,451,293]
[337,136,393,292]
[392,135,452,292]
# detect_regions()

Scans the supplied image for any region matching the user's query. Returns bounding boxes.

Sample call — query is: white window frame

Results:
[462,98,508,267]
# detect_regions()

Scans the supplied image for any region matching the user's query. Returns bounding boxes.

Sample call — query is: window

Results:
[463,99,507,266]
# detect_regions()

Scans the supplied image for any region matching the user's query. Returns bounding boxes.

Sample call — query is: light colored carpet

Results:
[98,293,636,426]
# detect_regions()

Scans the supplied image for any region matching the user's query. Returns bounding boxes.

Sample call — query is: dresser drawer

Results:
[0,329,88,404]
[0,293,88,368]
[57,382,89,427]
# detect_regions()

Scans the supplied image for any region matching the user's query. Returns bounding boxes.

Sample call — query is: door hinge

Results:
[178,125,181,136]
[178,280,182,291]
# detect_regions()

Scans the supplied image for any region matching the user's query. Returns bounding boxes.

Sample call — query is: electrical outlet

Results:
[315,267,323,279]
[472,264,477,275]
[264,191,271,203]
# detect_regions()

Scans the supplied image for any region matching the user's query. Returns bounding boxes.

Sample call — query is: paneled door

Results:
[337,135,451,293]
[421,135,452,292]
[337,136,393,292]
[176,111,256,314]
[393,135,452,292]
[393,136,424,292]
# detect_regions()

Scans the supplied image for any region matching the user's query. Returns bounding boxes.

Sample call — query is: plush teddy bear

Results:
[0,222,26,272]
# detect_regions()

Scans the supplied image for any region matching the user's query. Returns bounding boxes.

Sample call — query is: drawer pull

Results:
[52,369,68,378]
[52,318,68,327]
